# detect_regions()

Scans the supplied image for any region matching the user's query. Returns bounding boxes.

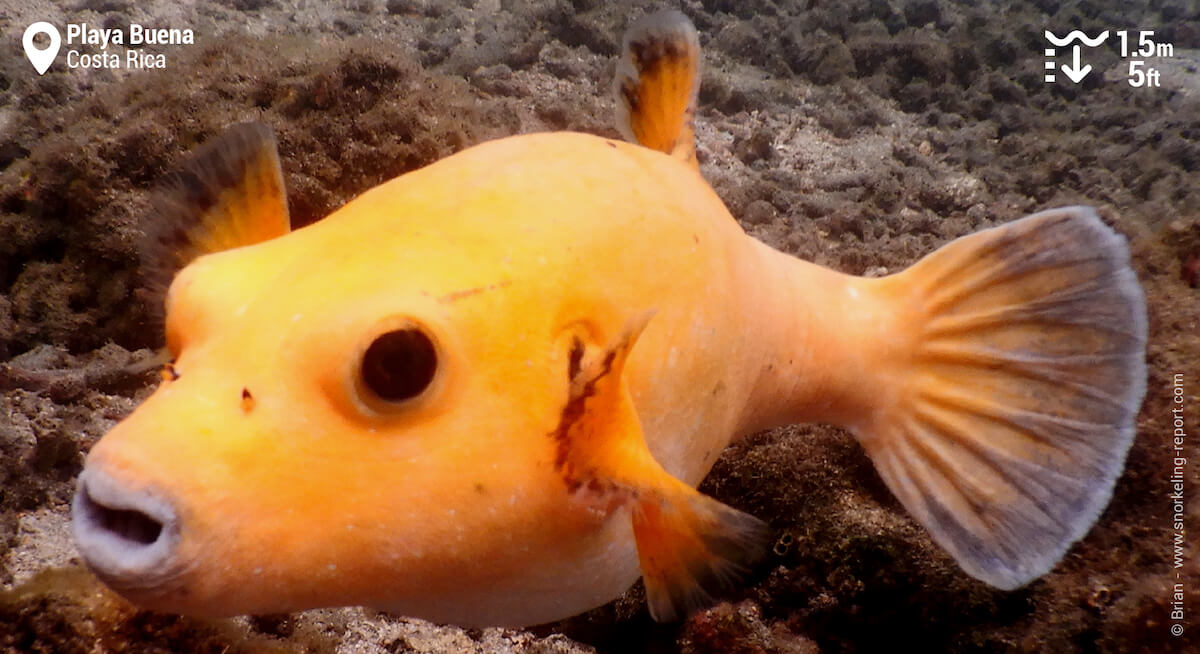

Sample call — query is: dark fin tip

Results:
[139,122,288,329]
[636,489,769,622]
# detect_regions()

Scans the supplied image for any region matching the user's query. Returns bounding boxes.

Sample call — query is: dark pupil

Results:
[361,328,437,402]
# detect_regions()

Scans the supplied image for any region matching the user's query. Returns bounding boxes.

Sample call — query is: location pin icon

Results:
[23,22,61,76]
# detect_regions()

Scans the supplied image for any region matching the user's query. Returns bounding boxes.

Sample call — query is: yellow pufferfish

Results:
[72,10,1147,627]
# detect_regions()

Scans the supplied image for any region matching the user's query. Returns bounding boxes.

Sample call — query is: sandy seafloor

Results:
[0,0,1198,652]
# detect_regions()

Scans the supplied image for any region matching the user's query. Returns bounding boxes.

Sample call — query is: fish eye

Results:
[359,327,438,403]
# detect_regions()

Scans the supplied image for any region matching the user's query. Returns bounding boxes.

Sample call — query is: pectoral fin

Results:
[631,482,768,622]
[140,122,290,318]
[552,313,767,621]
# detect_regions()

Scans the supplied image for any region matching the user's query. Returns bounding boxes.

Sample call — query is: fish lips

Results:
[72,465,189,598]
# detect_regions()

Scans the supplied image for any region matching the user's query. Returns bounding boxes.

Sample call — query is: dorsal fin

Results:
[615,10,701,169]
[140,122,290,316]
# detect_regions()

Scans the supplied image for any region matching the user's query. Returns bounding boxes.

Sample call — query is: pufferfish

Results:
[72,10,1147,627]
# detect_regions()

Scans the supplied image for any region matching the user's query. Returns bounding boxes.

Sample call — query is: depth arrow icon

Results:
[1061,45,1091,83]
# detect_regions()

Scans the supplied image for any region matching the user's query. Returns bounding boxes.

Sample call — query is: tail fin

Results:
[615,9,700,169]
[860,206,1147,589]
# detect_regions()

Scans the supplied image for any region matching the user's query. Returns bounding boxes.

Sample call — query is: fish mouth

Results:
[72,466,185,594]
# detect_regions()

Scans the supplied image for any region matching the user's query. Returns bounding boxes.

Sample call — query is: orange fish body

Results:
[73,11,1147,628]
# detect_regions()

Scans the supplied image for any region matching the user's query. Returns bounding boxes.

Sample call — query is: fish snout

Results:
[72,465,184,594]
